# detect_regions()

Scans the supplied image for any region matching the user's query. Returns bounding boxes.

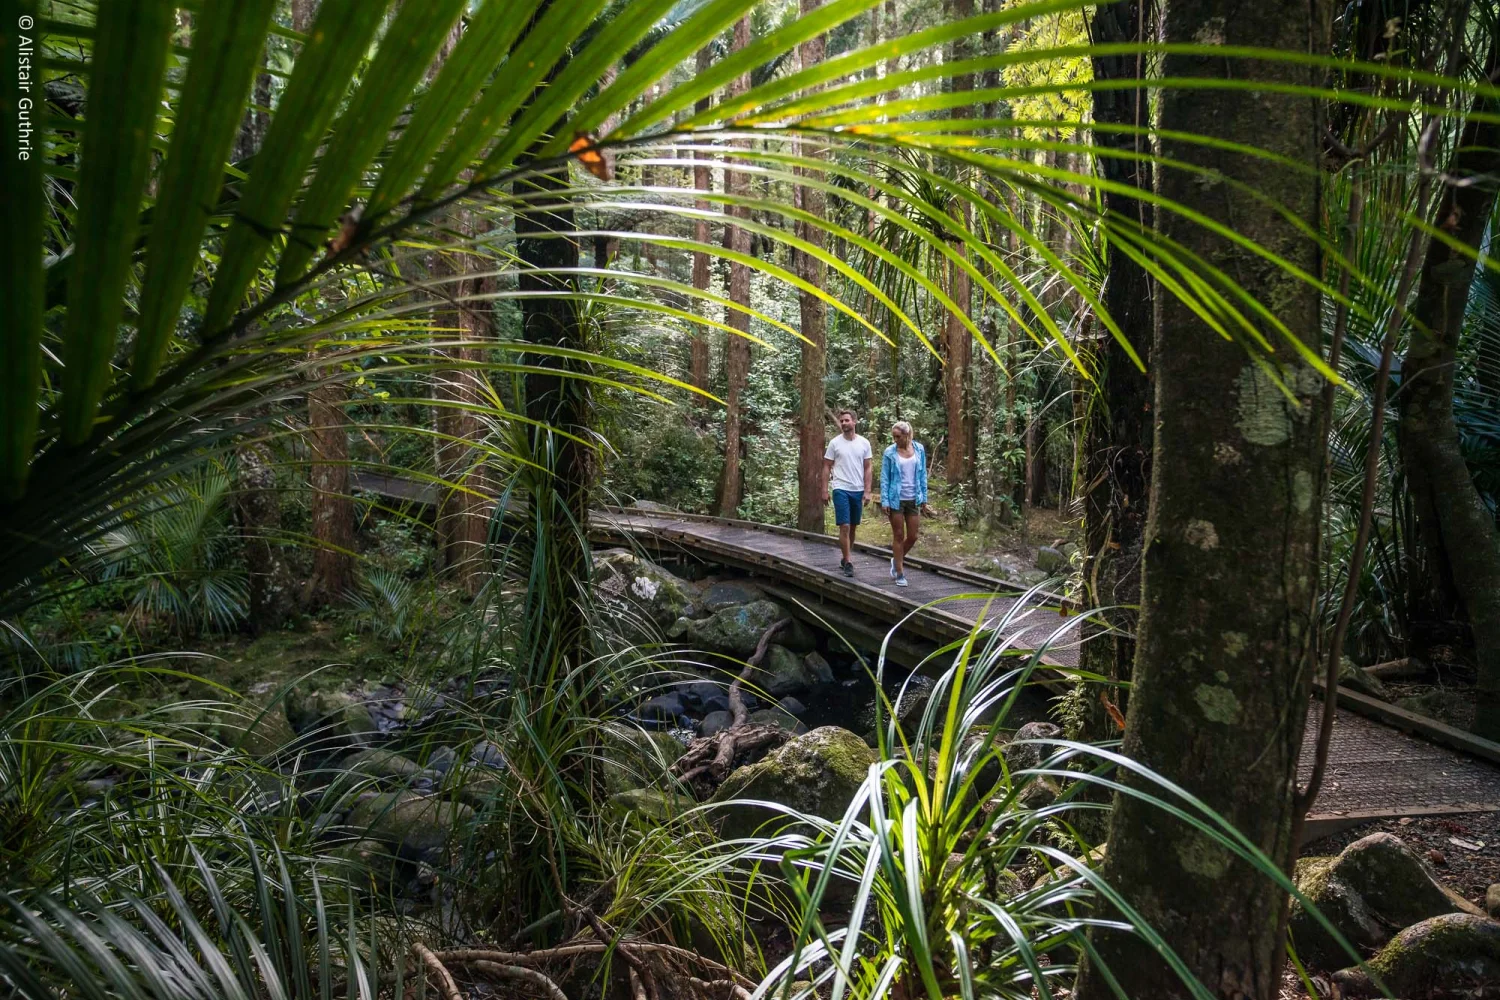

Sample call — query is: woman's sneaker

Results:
[841,560,854,578]
[895,574,909,588]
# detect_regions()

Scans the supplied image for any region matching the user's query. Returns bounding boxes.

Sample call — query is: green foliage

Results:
[607,417,723,514]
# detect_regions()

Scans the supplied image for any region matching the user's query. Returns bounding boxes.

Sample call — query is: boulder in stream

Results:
[594,549,698,630]
[668,600,815,658]
[346,791,474,863]
[708,726,876,838]
[1333,913,1500,997]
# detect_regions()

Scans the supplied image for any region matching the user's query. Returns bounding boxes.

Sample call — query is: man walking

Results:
[822,409,873,577]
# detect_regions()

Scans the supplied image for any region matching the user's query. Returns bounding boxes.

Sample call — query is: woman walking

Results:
[880,421,929,588]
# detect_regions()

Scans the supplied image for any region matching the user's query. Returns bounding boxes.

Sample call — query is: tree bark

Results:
[691,46,714,401]
[1397,37,1500,739]
[1074,0,1330,996]
[304,370,354,607]
[1078,0,1156,734]
[237,441,293,633]
[942,0,975,486]
[714,17,753,519]
[795,1,828,534]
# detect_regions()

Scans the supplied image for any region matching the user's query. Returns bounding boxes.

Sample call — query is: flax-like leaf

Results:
[276,0,467,284]
[57,0,174,445]
[200,0,392,336]
[132,0,277,390]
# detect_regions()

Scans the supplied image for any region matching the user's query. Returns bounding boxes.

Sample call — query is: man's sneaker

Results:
[889,557,897,579]
[895,574,909,588]
[841,560,854,578]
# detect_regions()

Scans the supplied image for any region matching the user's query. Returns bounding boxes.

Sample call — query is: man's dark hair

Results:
[837,408,857,421]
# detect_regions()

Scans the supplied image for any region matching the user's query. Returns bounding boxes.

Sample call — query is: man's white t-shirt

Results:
[825,433,872,493]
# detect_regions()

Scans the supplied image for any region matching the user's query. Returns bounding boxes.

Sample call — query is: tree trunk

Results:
[942,0,975,486]
[236,441,293,633]
[304,371,354,607]
[691,46,714,401]
[1077,0,1156,735]
[795,1,828,533]
[1397,38,1500,739]
[714,17,752,519]
[1074,0,1329,995]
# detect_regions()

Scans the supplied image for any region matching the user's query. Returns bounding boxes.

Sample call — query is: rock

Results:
[699,580,767,613]
[1017,569,1050,587]
[217,700,297,758]
[699,711,734,738]
[669,601,815,658]
[1290,832,1485,970]
[286,687,379,748]
[470,740,506,769]
[1333,913,1500,997]
[747,708,808,735]
[1034,546,1066,574]
[425,747,456,775]
[700,693,730,714]
[638,692,687,722]
[346,791,474,862]
[1337,658,1390,700]
[1488,884,1500,920]
[866,675,937,742]
[1058,541,1080,561]
[778,696,807,716]
[709,727,877,838]
[758,645,832,696]
[594,549,698,629]
[802,652,835,685]
[598,723,682,794]
[1003,721,1063,771]
[343,749,425,782]
[683,681,725,708]
[610,788,699,823]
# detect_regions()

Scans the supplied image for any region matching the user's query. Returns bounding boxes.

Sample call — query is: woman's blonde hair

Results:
[891,420,912,437]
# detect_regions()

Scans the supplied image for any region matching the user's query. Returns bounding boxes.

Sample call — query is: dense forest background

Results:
[4,0,1500,997]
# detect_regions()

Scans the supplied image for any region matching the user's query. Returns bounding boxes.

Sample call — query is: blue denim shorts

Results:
[832,489,864,526]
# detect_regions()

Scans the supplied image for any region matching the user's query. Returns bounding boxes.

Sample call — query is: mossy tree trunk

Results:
[795,0,829,533]
[1077,0,1156,736]
[691,45,714,402]
[1397,36,1500,739]
[714,17,752,519]
[1074,0,1330,996]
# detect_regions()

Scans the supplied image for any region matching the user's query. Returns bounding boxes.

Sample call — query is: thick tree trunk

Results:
[1078,0,1156,734]
[714,18,752,519]
[1074,0,1329,996]
[795,1,828,533]
[516,164,590,666]
[304,373,354,606]
[691,46,713,400]
[942,0,975,486]
[1397,44,1500,738]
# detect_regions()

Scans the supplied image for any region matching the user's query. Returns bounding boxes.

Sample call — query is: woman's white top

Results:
[897,451,918,500]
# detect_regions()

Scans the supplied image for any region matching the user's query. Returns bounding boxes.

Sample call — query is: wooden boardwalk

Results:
[594,506,1500,835]
[348,474,1500,834]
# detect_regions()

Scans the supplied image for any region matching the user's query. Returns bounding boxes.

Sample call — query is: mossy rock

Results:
[1290,832,1482,970]
[217,700,297,758]
[746,707,807,734]
[709,727,876,839]
[594,549,699,630]
[1333,913,1500,997]
[668,601,815,658]
[757,645,832,696]
[346,791,473,862]
[286,686,379,748]
[598,723,683,795]
[342,749,425,782]
[1337,658,1390,700]
[609,788,699,824]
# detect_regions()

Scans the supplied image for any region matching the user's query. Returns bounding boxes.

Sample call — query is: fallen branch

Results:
[1364,656,1432,681]
[673,620,792,794]
[413,943,465,1000]
[471,961,569,1000]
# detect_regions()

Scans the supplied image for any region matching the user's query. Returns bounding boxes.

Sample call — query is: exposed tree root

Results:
[673,620,792,796]
[471,960,570,1000]
[433,942,757,989]
[413,942,465,1000]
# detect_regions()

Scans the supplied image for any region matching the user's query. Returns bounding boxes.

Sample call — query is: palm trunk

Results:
[1397,36,1500,738]
[1078,0,1156,735]
[1074,0,1329,995]
[795,1,828,533]
[714,17,752,519]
